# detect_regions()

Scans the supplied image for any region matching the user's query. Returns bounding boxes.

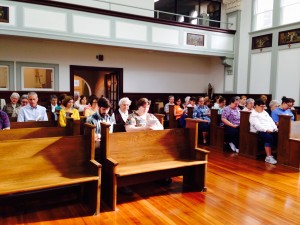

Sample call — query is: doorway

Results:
[70,65,123,112]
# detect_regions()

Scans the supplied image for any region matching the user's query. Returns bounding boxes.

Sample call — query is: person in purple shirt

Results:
[221,96,240,153]
[0,110,10,130]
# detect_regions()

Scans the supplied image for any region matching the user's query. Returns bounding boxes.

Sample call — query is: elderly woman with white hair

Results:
[111,97,132,132]
[2,92,20,117]
[242,98,255,112]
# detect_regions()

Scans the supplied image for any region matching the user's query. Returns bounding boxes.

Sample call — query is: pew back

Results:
[0,124,100,214]
[107,129,193,166]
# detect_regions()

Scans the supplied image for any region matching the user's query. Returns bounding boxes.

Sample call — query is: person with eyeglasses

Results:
[250,98,278,165]
[84,95,99,117]
[125,98,163,132]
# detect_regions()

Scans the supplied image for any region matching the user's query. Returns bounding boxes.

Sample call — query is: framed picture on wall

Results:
[251,34,272,50]
[0,6,9,23]
[186,33,204,46]
[278,28,300,45]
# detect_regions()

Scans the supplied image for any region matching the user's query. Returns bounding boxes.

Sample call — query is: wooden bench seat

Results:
[0,124,101,215]
[100,119,208,211]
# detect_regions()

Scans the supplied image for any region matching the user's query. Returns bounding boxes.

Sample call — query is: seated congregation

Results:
[0,90,299,214]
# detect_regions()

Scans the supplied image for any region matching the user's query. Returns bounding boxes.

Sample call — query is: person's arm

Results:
[221,109,238,128]
[59,110,66,127]
[110,113,116,124]
[17,107,25,122]
[148,114,164,130]
[164,103,169,114]
[41,107,49,121]
[2,111,10,130]
[72,109,80,120]
[249,114,265,132]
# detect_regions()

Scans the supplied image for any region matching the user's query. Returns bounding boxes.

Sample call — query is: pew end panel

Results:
[100,123,209,211]
[209,109,224,150]
[0,125,101,215]
[278,115,300,170]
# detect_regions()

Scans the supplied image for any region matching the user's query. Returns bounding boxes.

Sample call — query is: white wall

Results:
[51,0,154,17]
[0,36,224,94]
[276,48,300,104]
[249,52,272,94]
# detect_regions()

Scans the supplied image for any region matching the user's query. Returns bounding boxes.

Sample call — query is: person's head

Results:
[230,96,240,108]
[10,92,20,105]
[254,98,266,113]
[175,97,182,106]
[88,95,99,108]
[50,94,57,106]
[260,95,268,103]
[245,98,255,110]
[239,95,247,106]
[197,96,205,106]
[20,94,28,106]
[62,96,74,109]
[218,97,226,108]
[189,96,196,106]
[168,95,174,104]
[269,100,280,111]
[214,95,222,104]
[98,97,111,117]
[136,98,151,115]
[79,95,87,105]
[204,96,211,106]
[118,97,131,113]
[184,96,190,105]
[281,96,292,110]
[27,92,38,108]
[58,93,67,105]
[288,98,295,109]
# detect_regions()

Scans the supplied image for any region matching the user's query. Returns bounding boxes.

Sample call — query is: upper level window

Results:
[280,0,300,25]
[253,0,273,31]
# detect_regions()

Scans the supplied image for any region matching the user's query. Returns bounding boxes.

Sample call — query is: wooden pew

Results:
[209,109,224,150]
[168,104,178,128]
[154,113,165,125]
[100,119,209,211]
[187,106,194,118]
[1,118,77,140]
[0,124,101,215]
[238,111,264,158]
[10,120,57,129]
[277,115,300,170]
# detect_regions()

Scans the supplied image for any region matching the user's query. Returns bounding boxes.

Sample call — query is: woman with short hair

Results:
[59,96,80,127]
[125,98,163,132]
[2,92,20,117]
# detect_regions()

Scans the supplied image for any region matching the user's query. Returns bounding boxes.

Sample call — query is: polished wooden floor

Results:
[1,147,300,225]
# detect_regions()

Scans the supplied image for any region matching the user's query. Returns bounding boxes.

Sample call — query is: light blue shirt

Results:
[271,107,294,123]
[17,104,48,122]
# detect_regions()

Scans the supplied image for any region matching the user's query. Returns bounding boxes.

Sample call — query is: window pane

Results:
[281,0,300,7]
[281,4,300,24]
[256,0,273,13]
[0,66,9,89]
[256,11,273,30]
[22,67,54,89]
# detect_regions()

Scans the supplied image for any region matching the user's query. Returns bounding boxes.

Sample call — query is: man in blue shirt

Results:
[17,92,48,122]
